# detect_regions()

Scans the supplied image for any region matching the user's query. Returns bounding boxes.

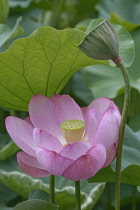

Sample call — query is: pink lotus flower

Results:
[5,94,121,181]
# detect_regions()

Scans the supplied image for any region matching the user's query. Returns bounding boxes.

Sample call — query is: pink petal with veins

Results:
[17,151,50,177]
[5,116,35,156]
[63,144,106,181]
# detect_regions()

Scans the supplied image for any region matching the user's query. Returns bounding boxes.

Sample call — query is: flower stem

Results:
[51,0,65,28]
[132,185,136,210]
[114,59,130,210]
[49,175,55,204]
[75,180,81,210]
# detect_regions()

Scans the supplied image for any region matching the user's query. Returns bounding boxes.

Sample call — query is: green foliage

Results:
[114,88,140,117]
[89,164,140,186]
[13,199,57,210]
[128,114,140,132]
[0,141,19,161]
[128,29,140,93]
[0,168,106,210]
[0,203,12,210]
[81,183,106,210]
[71,70,94,105]
[10,0,50,10]
[0,19,134,112]
[0,0,9,23]
[0,26,108,111]
[110,12,140,32]
[29,189,49,201]
[0,182,18,203]
[0,170,50,198]
[95,0,140,36]
[0,132,10,149]
[83,65,140,104]
[0,17,24,52]
[10,0,37,9]
[11,15,42,38]
[75,18,93,31]
[83,65,123,98]
[0,115,20,160]
[97,0,140,24]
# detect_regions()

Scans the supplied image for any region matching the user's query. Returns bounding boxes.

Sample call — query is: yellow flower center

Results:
[60,119,85,144]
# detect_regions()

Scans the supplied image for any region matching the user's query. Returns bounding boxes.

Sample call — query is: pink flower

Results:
[5,94,121,181]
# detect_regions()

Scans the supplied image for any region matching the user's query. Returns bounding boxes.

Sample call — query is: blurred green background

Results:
[0,0,140,209]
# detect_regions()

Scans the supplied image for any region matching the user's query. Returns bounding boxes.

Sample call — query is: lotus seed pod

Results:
[60,119,85,143]
[78,19,119,60]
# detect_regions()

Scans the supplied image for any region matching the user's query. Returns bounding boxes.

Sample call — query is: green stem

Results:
[51,0,65,28]
[48,1,63,200]
[115,60,130,210]
[49,175,55,204]
[132,185,136,210]
[75,180,81,210]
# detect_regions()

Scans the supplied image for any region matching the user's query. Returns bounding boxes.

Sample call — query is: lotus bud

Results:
[78,19,120,61]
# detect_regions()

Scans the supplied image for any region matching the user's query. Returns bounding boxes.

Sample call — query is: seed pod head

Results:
[78,19,119,60]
